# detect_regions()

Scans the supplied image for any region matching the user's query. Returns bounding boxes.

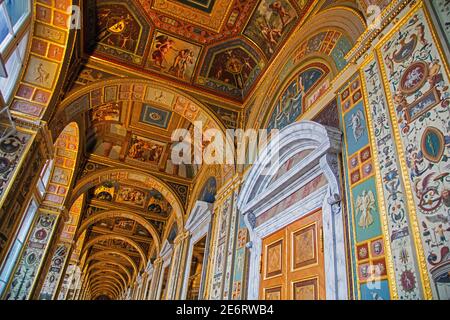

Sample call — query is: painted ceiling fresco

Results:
[87,181,173,219]
[83,0,317,102]
[84,100,199,180]
[78,176,170,280]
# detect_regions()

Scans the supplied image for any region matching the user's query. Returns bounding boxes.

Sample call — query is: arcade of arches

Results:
[0,0,449,300]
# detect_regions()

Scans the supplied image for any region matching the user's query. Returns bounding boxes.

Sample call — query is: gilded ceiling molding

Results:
[89,269,128,289]
[82,234,147,269]
[87,268,130,290]
[90,284,120,297]
[91,288,117,297]
[50,78,230,139]
[91,287,117,297]
[149,0,233,32]
[90,276,123,292]
[87,261,132,285]
[69,167,185,229]
[89,277,124,293]
[75,210,161,254]
[10,0,78,122]
[91,289,116,299]
[86,251,138,282]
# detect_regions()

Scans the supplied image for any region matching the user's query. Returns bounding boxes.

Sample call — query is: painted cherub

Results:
[152,35,177,68]
[348,109,365,142]
[356,190,376,229]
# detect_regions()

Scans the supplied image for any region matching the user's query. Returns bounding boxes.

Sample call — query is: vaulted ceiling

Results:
[58,0,372,299]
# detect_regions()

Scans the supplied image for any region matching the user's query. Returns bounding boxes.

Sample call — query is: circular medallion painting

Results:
[26,253,37,266]
[421,126,444,163]
[40,217,53,227]
[0,137,21,154]
[35,228,48,240]
[149,112,162,121]
[226,57,243,74]
[400,61,428,95]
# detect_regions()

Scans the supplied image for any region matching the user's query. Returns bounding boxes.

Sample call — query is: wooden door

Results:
[260,210,325,300]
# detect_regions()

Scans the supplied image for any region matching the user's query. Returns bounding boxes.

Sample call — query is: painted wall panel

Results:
[377,4,450,299]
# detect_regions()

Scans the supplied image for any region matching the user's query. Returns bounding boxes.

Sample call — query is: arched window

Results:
[0,0,32,103]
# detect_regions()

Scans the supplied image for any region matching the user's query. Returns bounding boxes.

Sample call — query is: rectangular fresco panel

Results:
[90,102,122,124]
[23,55,59,90]
[243,0,299,59]
[0,130,31,203]
[126,135,166,166]
[344,101,369,156]
[147,31,202,82]
[361,56,422,299]
[140,105,172,129]
[338,73,389,299]
[351,177,382,244]
[6,214,57,300]
[116,186,147,208]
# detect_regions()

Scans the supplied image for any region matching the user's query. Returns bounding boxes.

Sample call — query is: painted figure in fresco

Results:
[127,137,164,164]
[97,9,137,52]
[405,145,431,180]
[115,219,134,232]
[169,49,195,79]
[208,48,257,92]
[152,35,177,68]
[348,109,365,142]
[35,63,50,84]
[268,1,291,28]
[403,65,426,91]
[91,103,120,123]
[415,23,428,47]
[435,224,448,243]
[259,20,282,55]
[356,190,376,229]
[414,173,443,214]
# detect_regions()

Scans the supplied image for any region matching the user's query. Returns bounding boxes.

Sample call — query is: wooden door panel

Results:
[264,286,283,300]
[292,224,318,270]
[292,278,319,300]
[260,228,287,300]
[288,210,325,300]
[260,209,325,300]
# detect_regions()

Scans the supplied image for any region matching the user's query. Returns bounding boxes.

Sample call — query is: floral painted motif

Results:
[380,7,450,299]
[6,214,57,300]
[362,57,422,299]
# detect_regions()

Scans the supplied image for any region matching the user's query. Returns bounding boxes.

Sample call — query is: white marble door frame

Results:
[237,121,348,300]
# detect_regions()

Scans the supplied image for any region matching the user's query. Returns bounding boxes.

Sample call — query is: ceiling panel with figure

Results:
[82,0,318,102]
